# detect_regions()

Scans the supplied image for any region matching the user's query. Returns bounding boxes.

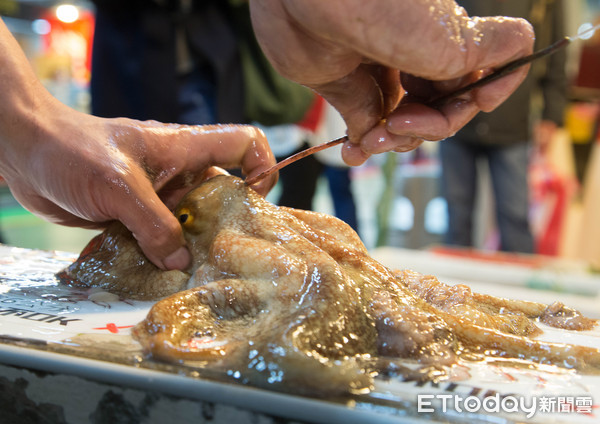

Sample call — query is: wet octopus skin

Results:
[58,175,600,395]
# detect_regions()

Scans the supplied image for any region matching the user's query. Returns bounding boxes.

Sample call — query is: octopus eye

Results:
[178,208,194,226]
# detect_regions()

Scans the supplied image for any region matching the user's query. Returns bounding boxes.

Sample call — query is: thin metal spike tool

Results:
[245,23,600,187]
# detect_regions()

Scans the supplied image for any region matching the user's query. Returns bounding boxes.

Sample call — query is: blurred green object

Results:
[229,0,315,126]
[0,186,98,253]
[376,153,397,247]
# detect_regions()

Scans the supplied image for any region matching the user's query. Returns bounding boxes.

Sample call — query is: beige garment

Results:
[577,141,600,268]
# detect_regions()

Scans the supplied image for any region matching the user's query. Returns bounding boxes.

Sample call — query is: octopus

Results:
[58,175,600,395]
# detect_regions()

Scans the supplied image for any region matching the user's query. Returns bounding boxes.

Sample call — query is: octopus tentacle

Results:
[133,279,263,361]
[447,316,600,373]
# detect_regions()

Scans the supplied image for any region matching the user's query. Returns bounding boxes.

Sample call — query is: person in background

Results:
[0,0,535,270]
[439,0,567,253]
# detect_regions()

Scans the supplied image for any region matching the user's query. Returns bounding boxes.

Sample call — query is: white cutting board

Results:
[0,245,599,424]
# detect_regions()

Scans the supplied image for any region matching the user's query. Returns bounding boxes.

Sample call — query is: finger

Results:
[471,65,530,112]
[360,121,425,155]
[394,138,424,152]
[368,66,402,116]
[386,101,479,142]
[452,17,533,112]
[395,16,533,82]
[463,17,534,71]
[153,124,277,197]
[341,141,371,166]
[312,64,384,144]
[109,171,190,271]
[204,125,277,195]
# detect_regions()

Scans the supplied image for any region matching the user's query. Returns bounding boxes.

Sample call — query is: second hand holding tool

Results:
[245,23,600,187]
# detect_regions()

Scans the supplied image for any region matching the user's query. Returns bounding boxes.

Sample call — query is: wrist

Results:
[0,85,61,177]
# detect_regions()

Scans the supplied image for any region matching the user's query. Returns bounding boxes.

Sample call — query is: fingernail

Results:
[163,246,191,270]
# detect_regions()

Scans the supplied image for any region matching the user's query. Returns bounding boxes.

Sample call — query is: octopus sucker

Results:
[58,175,600,395]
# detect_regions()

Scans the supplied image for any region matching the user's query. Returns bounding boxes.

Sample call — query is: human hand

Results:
[0,102,276,270]
[249,0,535,165]
[0,17,275,271]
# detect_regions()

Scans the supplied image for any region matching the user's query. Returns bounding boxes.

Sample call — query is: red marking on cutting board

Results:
[93,323,134,333]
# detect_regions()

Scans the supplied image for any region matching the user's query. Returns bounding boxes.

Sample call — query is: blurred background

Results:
[1,0,600,273]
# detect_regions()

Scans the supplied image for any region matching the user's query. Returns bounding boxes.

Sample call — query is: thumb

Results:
[460,17,535,112]
[115,176,190,271]
[312,64,386,145]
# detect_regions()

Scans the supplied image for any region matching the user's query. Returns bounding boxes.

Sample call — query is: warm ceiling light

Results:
[56,4,79,23]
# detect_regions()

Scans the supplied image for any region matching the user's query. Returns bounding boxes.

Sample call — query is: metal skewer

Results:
[428,22,600,108]
[245,135,348,186]
[245,23,600,187]
[427,37,570,108]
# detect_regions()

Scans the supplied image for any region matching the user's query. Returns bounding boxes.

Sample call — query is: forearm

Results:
[0,18,59,174]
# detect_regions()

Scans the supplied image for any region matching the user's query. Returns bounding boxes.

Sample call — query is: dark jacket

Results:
[90,0,313,126]
[90,0,244,123]
[455,0,567,145]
